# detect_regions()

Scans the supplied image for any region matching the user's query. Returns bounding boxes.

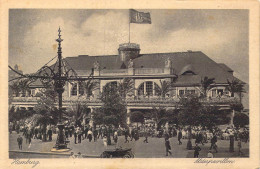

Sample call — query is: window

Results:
[79,84,84,96]
[212,89,216,97]
[138,83,144,96]
[71,84,77,96]
[137,81,160,96]
[217,89,224,96]
[186,90,195,95]
[179,90,184,96]
[146,82,153,96]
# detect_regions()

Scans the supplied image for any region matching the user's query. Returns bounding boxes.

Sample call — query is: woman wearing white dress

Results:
[103,136,108,149]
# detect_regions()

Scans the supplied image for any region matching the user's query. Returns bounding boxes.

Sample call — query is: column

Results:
[68,83,71,97]
[89,107,94,127]
[76,83,79,96]
[127,108,131,125]
[230,109,235,127]
[152,82,155,96]
[144,82,146,96]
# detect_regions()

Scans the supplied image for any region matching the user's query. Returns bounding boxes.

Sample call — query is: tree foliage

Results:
[92,83,127,127]
[130,111,144,124]
[199,76,215,98]
[177,95,229,129]
[226,79,246,102]
[117,78,134,98]
[66,101,90,126]
[81,80,99,97]
[34,85,59,126]
[150,107,179,128]
[233,113,249,127]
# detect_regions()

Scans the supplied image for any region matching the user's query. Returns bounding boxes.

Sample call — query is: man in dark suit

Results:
[177,129,182,145]
[17,135,23,150]
[165,137,172,156]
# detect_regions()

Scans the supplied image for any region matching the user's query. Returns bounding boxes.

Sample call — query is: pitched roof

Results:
[218,63,233,73]
[44,51,243,85]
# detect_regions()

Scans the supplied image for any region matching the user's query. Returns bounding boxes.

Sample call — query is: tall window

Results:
[212,89,216,97]
[138,83,144,96]
[146,82,153,96]
[217,89,224,96]
[179,90,184,96]
[79,84,84,96]
[71,84,77,96]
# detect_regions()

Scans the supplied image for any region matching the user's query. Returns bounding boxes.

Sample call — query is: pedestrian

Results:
[48,128,52,141]
[17,135,23,150]
[207,150,214,158]
[124,129,129,143]
[93,129,98,142]
[238,138,242,155]
[198,131,204,145]
[165,137,172,156]
[74,129,77,144]
[114,130,118,144]
[78,128,82,144]
[87,129,93,142]
[65,127,69,139]
[177,129,182,145]
[143,130,148,143]
[103,136,108,149]
[229,133,235,152]
[130,128,135,141]
[194,143,201,158]
[210,134,218,153]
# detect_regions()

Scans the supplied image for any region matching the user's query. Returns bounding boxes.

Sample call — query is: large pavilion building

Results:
[10,43,246,125]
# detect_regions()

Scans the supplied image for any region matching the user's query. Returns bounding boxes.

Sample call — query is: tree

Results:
[151,106,167,129]
[130,111,144,126]
[18,79,31,96]
[233,113,249,127]
[178,95,202,149]
[117,78,134,98]
[9,80,20,97]
[93,83,127,127]
[81,80,99,97]
[154,80,171,98]
[199,76,215,98]
[66,101,90,127]
[226,79,246,103]
[229,102,244,126]
[34,85,59,141]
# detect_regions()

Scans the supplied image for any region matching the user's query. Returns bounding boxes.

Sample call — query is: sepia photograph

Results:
[8,8,250,159]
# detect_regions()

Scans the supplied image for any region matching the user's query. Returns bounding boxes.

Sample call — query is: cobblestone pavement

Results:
[9,132,249,158]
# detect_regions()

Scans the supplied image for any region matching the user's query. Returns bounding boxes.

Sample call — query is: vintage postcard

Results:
[0,0,259,169]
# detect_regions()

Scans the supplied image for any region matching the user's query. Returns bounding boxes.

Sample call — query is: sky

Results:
[9,9,249,83]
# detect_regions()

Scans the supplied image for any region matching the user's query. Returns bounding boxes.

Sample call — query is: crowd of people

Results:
[10,120,249,158]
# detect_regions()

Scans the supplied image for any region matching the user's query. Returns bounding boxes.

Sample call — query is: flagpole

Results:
[129,22,130,43]
[129,9,131,43]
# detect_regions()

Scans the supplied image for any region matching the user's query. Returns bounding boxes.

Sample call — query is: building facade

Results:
[10,43,245,125]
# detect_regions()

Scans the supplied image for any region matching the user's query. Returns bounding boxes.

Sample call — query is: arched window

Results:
[138,83,144,96]
[71,84,77,96]
[137,81,160,96]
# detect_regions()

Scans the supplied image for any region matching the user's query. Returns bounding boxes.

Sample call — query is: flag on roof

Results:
[129,9,151,24]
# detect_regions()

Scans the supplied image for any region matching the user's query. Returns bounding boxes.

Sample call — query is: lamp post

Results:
[9,27,94,152]
[51,27,69,151]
